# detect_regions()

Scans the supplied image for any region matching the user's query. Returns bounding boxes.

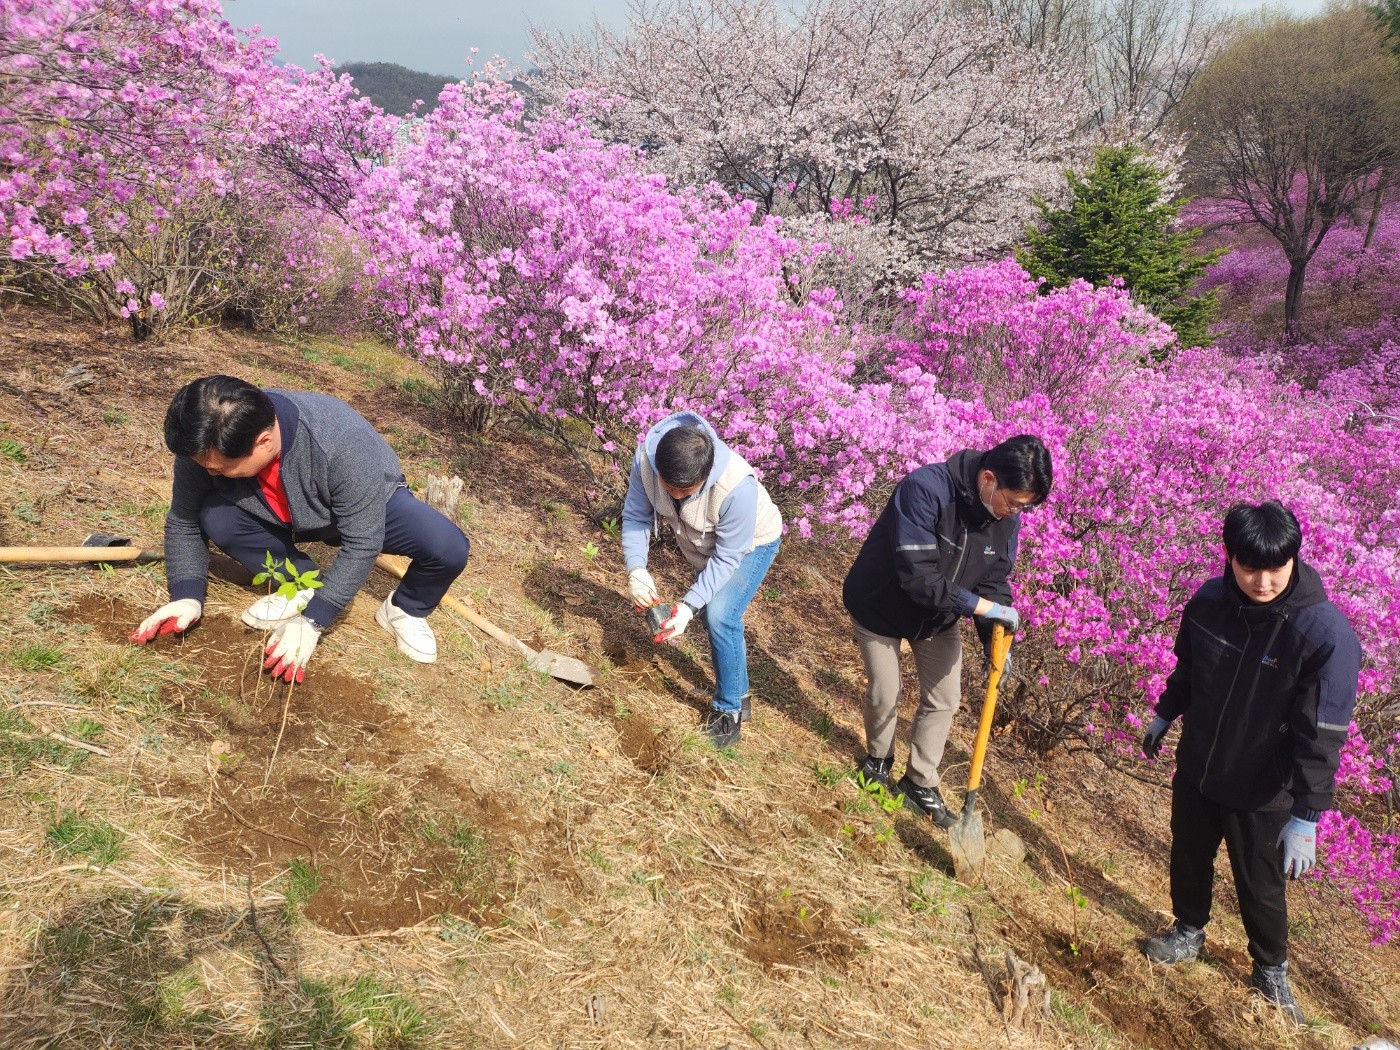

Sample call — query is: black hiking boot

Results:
[855,753,894,792]
[1251,962,1305,1025]
[1143,922,1205,964]
[894,774,957,829]
[704,709,741,749]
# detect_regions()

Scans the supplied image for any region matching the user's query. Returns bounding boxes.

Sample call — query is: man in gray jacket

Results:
[131,375,469,681]
[621,412,782,748]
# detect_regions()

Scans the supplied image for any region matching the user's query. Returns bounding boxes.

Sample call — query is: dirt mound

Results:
[59,595,567,936]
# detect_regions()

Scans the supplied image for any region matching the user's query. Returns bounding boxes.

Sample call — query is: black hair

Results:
[1223,501,1301,569]
[654,425,714,488]
[983,435,1053,503]
[163,375,276,458]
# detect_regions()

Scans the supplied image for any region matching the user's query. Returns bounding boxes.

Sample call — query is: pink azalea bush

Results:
[0,0,391,332]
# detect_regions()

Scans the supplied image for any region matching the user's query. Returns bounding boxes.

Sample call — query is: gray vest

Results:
[638,451,782,570]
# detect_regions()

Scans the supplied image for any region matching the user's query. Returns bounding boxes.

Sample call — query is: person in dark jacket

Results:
[130,375,470,680]
[1140,501,1360,1025]
[842,435,1052,826]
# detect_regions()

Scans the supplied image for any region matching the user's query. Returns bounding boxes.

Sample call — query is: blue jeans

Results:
[699,539,780,715]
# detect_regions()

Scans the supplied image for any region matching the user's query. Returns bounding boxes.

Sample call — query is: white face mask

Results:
[982,497,1000,519]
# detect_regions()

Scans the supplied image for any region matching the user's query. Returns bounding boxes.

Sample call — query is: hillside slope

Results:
[0,309,1395,1049]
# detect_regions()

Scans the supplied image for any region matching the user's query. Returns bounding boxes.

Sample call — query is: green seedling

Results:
[600,517,621,541]
[252,552,323,787]
[579,540,600,563]
[0,437,25,463]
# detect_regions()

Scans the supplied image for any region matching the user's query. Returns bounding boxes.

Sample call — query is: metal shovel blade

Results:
[949,805,987,884]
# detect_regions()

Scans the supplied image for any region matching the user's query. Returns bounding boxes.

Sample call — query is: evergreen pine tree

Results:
[1017,146,1225,351]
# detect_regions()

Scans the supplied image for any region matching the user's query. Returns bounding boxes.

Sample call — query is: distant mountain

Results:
[335,62,458,116]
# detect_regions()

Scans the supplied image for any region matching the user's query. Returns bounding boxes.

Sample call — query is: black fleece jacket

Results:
[1156,560,1361,818]
[842,449,1019,641]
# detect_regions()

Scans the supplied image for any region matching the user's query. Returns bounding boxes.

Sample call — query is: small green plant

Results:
[252,551,323,600]
[907,869,948,915]
[853,904,885,927]
[809,709,835,743]
[0,437,25,463]
[101,409,129,426]
[600,517,622,541]
[46,811,125,865]
[8,643,66,672]
[281,858,321,922]
[12,501,40,524]
[813,761,846,787]
[579,540,600,562]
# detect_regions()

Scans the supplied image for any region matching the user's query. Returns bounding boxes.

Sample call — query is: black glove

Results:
[1142,716,1171,758]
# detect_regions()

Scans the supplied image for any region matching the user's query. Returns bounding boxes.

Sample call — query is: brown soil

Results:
[737,891,859,973]
[58,594,551,936]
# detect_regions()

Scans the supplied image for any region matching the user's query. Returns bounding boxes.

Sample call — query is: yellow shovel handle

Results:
[966,623,1013,795]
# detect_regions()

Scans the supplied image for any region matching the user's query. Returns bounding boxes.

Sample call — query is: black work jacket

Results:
[1156,561,1361,817]
[842,449,1019,641]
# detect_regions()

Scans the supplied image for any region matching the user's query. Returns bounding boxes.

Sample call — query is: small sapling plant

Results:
[251,552,323,787]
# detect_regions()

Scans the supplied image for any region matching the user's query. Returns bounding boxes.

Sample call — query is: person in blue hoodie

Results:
[1140,501,1360,1025]
[621,413,783,748]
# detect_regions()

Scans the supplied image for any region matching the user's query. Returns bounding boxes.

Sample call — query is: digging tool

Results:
[0,532,162,564]
[374,554,595,687]
[949,622,1013,885]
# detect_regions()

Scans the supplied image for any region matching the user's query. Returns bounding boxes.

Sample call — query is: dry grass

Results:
[0,305,1396,1049]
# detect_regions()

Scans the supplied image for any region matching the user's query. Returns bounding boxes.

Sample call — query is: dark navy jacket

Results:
[1156,560,1361,818]
[842,449,1019,641]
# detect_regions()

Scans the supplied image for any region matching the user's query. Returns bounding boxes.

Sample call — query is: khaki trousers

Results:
[852,617,962,788]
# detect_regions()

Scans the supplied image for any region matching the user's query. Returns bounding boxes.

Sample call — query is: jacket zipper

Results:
[1199,612,1287,793]
[921,522,969,637]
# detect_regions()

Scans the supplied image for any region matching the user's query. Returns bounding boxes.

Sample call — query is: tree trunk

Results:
[1283,256,1308,343]
[1363,175,1386,251]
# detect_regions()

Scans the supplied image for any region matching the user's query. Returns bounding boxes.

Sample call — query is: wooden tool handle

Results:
[0,546,153,563]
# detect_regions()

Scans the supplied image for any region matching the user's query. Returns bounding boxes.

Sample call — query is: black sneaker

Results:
[1143,922,1204,964]
[894,774,957,829]
[704,710,741,749]
[855,754,894,791]
[1251,962,1305,1025]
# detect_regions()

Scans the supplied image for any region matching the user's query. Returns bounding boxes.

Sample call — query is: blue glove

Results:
[1276,816,1317,879]
[1142,715,1172,758]
[978,602,1020,633]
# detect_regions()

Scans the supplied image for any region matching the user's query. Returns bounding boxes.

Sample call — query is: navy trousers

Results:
[200,484,469,617]
[1170,775,1291,966]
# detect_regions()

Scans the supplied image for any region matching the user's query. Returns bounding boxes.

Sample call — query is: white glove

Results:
[264,615,322,683]
[131,599,203,642]
[628,567,659,609]
[655,602,693,643]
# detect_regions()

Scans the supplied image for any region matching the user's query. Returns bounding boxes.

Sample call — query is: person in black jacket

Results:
[842,435,1052,827]
[1140,501,1360,1025]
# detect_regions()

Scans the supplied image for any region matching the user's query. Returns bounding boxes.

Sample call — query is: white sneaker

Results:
[241,587,315,629]
[375,592,437,663]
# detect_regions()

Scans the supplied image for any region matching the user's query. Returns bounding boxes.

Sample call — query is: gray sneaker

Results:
[1143,922,1204,964]
[1251,962,1305,1025]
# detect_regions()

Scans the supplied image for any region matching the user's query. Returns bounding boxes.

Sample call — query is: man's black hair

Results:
[164,375,276,458]
[1223,501,1301,569]
[655,425,714,488]
[983,435,1053,503]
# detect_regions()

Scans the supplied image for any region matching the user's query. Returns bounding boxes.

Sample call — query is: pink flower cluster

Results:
[0,0,392,329]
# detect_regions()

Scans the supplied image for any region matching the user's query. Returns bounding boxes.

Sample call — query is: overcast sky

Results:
[222,0,1331,78]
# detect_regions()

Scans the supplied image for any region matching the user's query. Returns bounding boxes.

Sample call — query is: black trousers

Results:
[1170,776,1290,967]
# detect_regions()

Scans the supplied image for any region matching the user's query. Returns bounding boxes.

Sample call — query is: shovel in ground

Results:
[375,554,595,688]
[948,622,1013,885]
[0,532,163,565]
